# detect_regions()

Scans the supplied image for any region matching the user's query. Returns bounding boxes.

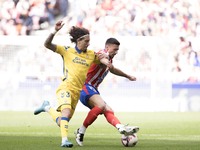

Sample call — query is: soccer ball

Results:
[121,133,138,147]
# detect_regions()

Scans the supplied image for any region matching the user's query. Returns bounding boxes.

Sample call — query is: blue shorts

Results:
[80,83,100,109]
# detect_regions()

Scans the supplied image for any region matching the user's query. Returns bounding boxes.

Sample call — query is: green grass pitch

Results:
[0,111,200,150]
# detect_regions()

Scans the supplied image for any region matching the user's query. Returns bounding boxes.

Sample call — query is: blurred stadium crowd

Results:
[0,0,200,82]
[68,0,200,37]
[0,0,200,83]
[0,0,200,37]
[0,0,69,35]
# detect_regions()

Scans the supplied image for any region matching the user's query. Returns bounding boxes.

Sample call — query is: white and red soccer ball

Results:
[121,133,138,147]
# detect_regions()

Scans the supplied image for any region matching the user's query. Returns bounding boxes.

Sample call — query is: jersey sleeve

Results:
[93,52,101,64]
[55,45,69,55]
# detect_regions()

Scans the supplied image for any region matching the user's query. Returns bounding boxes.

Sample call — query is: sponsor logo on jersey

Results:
[73,57,89,66]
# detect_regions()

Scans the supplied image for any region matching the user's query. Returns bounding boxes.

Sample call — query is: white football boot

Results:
[117,124,139,135]
[75,128,84,146]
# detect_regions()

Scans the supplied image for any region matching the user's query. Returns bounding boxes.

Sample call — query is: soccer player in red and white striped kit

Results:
[75,38,139,146]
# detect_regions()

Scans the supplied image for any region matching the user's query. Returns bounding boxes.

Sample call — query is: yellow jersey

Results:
[55,45,100,91]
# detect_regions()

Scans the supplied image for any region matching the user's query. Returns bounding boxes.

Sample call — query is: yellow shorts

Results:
[56,83,80,117]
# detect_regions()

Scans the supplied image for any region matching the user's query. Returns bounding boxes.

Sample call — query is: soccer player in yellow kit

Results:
[34,20,110,148]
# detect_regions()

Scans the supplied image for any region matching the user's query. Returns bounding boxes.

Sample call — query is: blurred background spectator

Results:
[0,0,200,37]
[0,0,200,83]
[0,0,69,35]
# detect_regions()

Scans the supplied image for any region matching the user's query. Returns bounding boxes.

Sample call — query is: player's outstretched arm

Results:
[109,66,136,81]
[44,20,64,52]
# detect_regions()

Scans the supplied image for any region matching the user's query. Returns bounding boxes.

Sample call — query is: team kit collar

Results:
[75,45,83,54]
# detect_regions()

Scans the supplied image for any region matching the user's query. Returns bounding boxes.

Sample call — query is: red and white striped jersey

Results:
[85,50,112,88]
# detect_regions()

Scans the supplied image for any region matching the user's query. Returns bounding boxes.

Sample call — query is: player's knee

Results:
[61,107,71,117]
[98,103,106,111]
[105,105,113,112]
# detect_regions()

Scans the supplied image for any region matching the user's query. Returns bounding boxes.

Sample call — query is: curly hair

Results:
[69,26,90,43]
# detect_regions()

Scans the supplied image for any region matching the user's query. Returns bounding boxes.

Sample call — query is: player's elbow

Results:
[44,42,56,51]
[44,41,50,49]
[108,65,115,72]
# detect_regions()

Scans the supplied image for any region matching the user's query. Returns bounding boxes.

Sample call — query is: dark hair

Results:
[179,36,185,42]
[69,26,89,43]
[105,38,120,46]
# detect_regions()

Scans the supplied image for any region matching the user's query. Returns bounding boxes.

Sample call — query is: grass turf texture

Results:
[0,112,200,150]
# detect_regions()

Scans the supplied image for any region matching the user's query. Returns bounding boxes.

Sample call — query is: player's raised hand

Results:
[55,20,65,31]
